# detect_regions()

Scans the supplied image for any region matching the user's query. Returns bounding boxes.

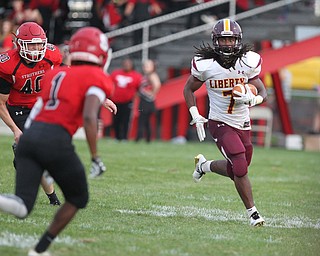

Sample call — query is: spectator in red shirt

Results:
[95,0,128,32]
[110,58,142,141]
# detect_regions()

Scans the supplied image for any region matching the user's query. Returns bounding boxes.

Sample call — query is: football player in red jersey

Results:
[183,19,267,226]
[0,26,117,256]
[0,21,62,206]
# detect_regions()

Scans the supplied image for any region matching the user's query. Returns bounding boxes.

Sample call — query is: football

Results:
[232,83,258,97]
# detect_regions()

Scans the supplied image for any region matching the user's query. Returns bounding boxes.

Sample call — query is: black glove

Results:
[12,142,17,155]
[12,142,18,168]
[89,157,106,178]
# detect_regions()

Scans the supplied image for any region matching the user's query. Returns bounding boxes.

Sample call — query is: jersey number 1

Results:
[45,72,66,110]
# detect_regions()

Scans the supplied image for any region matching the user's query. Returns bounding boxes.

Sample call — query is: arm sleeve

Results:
[86,86,106,103]
[0,77,12,94]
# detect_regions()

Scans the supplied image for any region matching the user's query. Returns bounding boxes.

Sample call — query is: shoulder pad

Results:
[192,56,213,72]
[242,51,262,69]
[0,53,10,63]
[0,50,20,73]
[46,43,57,52]
[45,44,62,65]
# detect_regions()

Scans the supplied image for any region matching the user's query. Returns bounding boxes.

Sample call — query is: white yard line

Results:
[117,205,320,229]
[0,231,79,248]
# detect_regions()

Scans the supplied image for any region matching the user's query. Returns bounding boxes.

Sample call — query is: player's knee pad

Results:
[231,155,248,177]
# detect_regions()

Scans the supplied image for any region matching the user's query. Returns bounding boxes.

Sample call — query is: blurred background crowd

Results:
[0,0,266,50]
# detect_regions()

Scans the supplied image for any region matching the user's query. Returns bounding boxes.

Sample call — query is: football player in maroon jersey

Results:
[0,26,117,256]
[183,19,267,226]
[0,21,61,206]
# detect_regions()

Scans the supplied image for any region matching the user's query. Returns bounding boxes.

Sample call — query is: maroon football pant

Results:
[208,120,253,180]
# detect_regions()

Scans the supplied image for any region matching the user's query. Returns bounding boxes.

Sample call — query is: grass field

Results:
[0,135,319,256]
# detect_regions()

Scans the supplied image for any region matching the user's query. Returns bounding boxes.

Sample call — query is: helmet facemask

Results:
[17,38,47,62]
[212,35,242,57]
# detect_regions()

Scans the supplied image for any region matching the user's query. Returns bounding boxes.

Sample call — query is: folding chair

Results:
[249,106,273,148]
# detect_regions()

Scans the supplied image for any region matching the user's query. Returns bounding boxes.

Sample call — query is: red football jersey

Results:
[110,69,142,103]
[0,43,62,108]
[35,65,114,136]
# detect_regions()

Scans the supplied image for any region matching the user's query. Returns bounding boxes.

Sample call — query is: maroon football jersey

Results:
[35,65,114,136]
[0,43,62,108]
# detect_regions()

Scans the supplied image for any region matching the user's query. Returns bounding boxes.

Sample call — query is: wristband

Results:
[189,106,200,119]
[255,95,263,105]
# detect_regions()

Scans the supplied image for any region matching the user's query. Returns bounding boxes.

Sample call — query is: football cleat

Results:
[0,194,28,218]
[193,154,207,182]
[28,249,51,256]
[49,198,61,206]
[250,211,265,227]
[89,157,106,178]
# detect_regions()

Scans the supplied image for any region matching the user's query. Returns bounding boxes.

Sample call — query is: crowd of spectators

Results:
[0,0,261,51]
[93,0,258,33]
[0,0,68,49]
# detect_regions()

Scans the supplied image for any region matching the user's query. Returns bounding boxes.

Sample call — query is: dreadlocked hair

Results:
[194,42,217,60]
[194,42,253,69]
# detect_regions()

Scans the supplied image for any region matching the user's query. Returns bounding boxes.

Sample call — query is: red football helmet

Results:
[15,22,47,62]
[69,27,111,70]
[211,19,243,56]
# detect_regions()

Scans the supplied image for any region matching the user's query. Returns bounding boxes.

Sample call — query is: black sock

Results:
[46,191,56,198]
[46,191,60,204]
[35,231,55,253]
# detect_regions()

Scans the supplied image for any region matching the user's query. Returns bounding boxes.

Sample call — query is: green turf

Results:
[0,135,319,256]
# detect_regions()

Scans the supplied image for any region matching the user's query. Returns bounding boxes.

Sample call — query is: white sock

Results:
[247,206,258,218]
[202,160,213,173]
[0,194,28,219]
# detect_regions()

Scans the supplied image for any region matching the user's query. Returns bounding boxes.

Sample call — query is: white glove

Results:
[89,157,106,178]
[233,84,263,107]
[189,106,208,142]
